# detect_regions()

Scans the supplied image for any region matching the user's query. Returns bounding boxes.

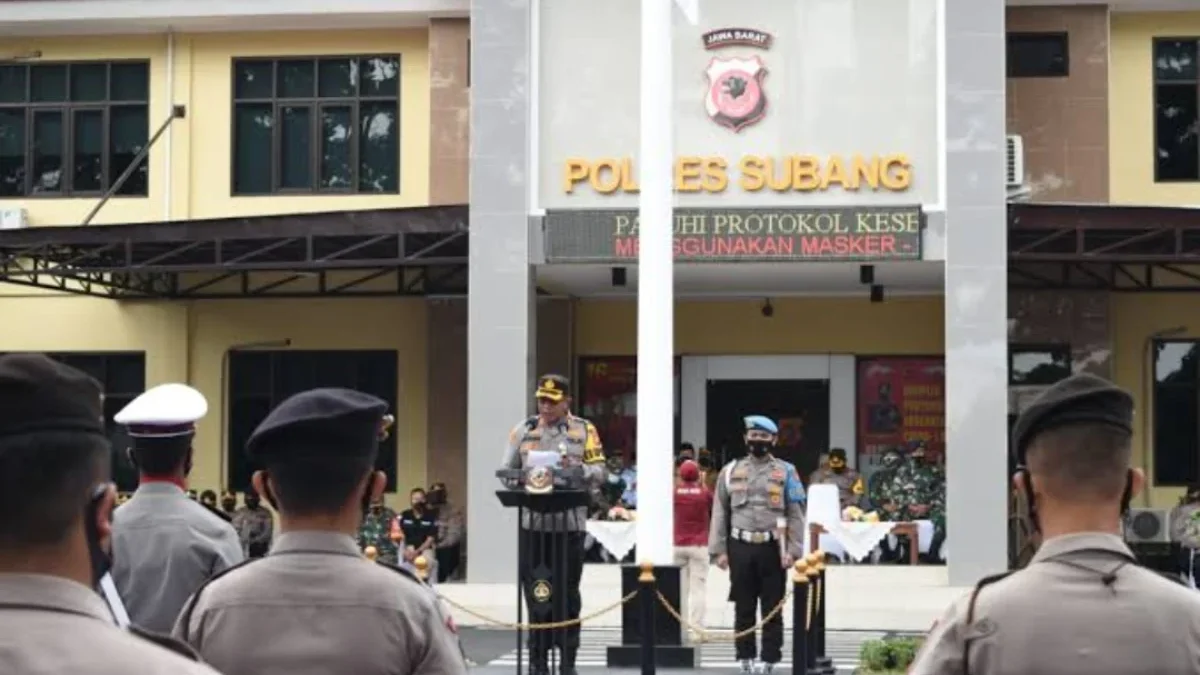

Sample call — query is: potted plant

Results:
[855,635,924,674]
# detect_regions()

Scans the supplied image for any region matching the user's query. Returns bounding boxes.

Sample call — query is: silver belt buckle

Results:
[751,532,765,543]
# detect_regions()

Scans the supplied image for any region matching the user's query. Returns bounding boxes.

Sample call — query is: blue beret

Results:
[744,415,778,435]
[1011,373,1132,464]
[246,388,390,463]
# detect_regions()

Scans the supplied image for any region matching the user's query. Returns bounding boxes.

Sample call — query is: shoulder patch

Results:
[175,556,261,642]
[129,625,201,661]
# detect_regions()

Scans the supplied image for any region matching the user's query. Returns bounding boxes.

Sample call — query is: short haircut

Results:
[1026,422,1132,502]
[200,489,217,501]
[266,457,374,517]
[411,487,425,496]
[131,437,191,476]
[0,432,109,547]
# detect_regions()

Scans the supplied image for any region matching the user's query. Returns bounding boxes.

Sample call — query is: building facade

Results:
[3,0,1200,588]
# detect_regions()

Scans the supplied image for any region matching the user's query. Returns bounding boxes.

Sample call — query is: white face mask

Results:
[607,474,621,484]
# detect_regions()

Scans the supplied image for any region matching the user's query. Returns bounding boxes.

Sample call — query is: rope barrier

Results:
[653,586,793,642]
[436,591,638,631]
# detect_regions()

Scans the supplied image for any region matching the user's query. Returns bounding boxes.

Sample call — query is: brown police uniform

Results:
[173,387,466,675]
[910,374,1200,675]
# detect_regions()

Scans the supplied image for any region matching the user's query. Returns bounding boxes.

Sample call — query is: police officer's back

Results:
[0,354,219,674]
[111,383,243,633]
[911,374,1200,675]
[173,388,466,675]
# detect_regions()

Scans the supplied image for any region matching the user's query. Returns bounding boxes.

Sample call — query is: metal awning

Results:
[0,205,467,299]
[1008,202,1200,292]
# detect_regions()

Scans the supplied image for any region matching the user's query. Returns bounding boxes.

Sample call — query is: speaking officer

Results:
[173,388,466,675]
[500,374,606,675]
[910,374,1200,675]
[111,383,243,633]
[0,354,219,674]
[709,415,806,675]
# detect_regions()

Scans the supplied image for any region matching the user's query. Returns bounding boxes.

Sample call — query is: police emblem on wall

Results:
[702,28,773,133]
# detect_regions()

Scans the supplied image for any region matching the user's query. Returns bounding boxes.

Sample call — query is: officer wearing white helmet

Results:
[111,383,243,633]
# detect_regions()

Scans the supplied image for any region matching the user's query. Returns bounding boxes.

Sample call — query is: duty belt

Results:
[731,528,777,544]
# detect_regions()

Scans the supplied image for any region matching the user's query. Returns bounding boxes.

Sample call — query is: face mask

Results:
[221,500,236,512]
[882,455,899,468]
[608,474,621,485]
[412,498,425,508]
[747,441,771,457]
[245,497,260,510]
[428,490,446,505]
[829,460,846,473]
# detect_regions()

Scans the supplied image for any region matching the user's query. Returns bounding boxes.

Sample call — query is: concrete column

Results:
[943,0,1009,585]
[467,0,535,584]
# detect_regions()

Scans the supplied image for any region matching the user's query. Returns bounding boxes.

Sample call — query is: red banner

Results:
[857,357,945,464]
[578,357,679,460]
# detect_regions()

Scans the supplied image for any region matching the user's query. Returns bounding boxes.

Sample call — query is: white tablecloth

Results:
[887,519,935,554]
[586,520,637,561]
[818,521,897,562]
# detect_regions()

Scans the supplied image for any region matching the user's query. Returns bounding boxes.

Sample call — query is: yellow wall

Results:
[1111,293,1200,509]
[0,29,431,227]
[574,296,945,355]
[1111,13,1200,205]
[0,296,429,508]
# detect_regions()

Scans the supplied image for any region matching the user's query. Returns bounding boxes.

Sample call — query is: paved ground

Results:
[460,626,910,672]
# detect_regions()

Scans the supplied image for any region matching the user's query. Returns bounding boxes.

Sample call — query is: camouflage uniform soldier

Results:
[868,448,906,563]
[357,496,399,564]
[894,442,945,561]
[808,447,864,509]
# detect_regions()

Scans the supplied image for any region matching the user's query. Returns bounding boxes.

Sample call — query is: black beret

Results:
[0,353,105,440]
[246,388,390,463]
[829,447,847,460]
[1012,373,1133,464]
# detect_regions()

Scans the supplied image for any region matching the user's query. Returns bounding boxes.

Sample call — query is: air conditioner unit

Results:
[1006,135,1025,188]
[0,208,27,230]
[1124,508,1171,544]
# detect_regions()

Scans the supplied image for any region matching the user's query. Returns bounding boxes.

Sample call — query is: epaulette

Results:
[129,624,202,661]
[962,571,1013,672]
[175,556,261,643]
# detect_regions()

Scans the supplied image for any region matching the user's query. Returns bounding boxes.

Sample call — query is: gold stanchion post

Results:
[792,560,809,672]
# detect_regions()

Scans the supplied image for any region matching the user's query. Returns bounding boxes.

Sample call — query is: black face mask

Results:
[221,500,236,512]
[747,442,771,457]
[244,497,260,510]
[428,490,446,506]
[83,484,113,588]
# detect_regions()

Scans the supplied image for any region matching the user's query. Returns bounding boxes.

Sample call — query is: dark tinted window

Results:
[226,350,399,492]
[1153,340,1200,485]
[1007,33,1069,78]
[1153,39,1200,182]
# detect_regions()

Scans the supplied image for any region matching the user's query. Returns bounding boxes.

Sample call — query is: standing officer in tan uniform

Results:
[709,415,806,675]
[0,354,219,674]
[911,373,1200,675]
[500,374,606,675]
[173,388,466,675]
[111,383,244,633]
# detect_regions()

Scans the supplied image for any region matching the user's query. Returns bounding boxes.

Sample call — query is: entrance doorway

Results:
[705,379,830,478]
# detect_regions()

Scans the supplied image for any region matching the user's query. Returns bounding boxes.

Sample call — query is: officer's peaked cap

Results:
[744,415,778,435]
[1011,373,1133,464]
[246,387,390,463]
[114,383,208,439]
[536,374,569,402]
[0,353,105,441]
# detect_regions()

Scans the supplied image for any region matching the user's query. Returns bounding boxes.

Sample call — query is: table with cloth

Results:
[802,484,940,564]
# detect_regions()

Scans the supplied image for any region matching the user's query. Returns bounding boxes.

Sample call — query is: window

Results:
[231,56,401,195]
[0,352,146,492]
[1007,33,1069,78]
[0,61,150,197]
[1153,340,1200,485]
[226,350,399,492]
[1008,345,1071,386]
[1154,38,1200,182]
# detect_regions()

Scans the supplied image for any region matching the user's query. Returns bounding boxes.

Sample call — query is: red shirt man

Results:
[674,462,712,546]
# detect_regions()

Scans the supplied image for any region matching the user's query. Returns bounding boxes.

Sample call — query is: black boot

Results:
[529,650,549,675]
[561,647,579,675]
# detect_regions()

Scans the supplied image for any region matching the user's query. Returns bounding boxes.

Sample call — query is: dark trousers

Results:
[436,545,461,582]
[519,528,585,657]
[729,539,785,663]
